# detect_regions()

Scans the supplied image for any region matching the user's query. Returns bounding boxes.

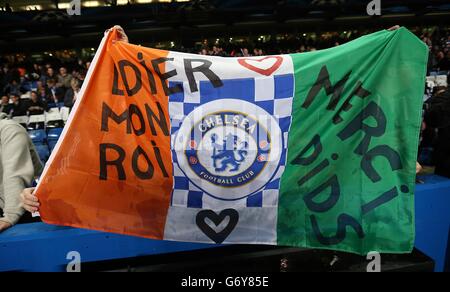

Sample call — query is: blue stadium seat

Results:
[27,122,46,131]
[35,144,50,162]
[57,102,65,109]
[48,139,58,152]
[28,129,47,144]
[47,103,58,109]
[47,128,63,141]
[46,120,65,129]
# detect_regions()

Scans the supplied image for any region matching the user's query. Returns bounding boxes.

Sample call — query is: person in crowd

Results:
[0,112,43,232]
[64,78,81,109]
[424,86,450,178]
[46,78,65,104]
[35,80,44,91]
[27,91,46,115]
[0,66,7,94]
[29,63,41,81]
[72,68,87,83]
[37,86,49,102]
[3,79,21,96]
[436,51,450,71]
[40,67,56,85]
[212,45,227,57]
[9,93,27,117]
[0,95,11,114]
[4,3,12,13]
[253,48,263,56]
[57,67,73,90]
[2,66,20,87]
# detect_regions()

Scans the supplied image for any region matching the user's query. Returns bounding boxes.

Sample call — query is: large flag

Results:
[35,27,428,254]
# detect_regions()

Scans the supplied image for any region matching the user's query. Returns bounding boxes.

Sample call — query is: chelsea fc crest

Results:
[174,99,282,200]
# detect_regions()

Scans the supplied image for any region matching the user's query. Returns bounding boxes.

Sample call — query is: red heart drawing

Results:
[238,56,283,76]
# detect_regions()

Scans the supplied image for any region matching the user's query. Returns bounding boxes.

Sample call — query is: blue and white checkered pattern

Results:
[169,74,294,209]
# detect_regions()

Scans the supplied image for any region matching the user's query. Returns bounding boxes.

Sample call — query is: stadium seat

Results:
[48,139,58,152]
[28,129,47,144]
[27,123,45,131]
[45,110,62,123]
[28,114,45,123]
[46,120,65,129]
[47,108,60,114]
[27,114,46,130]
[35,144,50,162]
[47,128,63,141]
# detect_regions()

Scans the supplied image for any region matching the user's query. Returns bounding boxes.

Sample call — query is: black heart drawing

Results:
[196,209,239,244]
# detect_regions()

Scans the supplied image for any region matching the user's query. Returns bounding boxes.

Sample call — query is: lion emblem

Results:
[210,133,249,172]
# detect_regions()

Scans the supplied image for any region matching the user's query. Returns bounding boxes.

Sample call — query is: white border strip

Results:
[35,30,112,193]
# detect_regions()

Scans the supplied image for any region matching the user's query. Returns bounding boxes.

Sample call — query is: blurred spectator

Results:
[72,68,86,83]
[4,3,12,13]
[29,63,41,81]
[40,67,57,85]
[242,48,251,57]
[424,86,450,178]
[9,94,27,117]
[3,80,21,96]
[46,78,64,104]
[0,112,43,232]
[64,78,81,109]
[57,67,73,90]
[212,45,227,57]
[436,51,450,71]
[0,95,11,114]
[253,48,264,56]
[0,66,7,93]
[34,80,44,91]
[27,91,46,116]
[37,87,49,102]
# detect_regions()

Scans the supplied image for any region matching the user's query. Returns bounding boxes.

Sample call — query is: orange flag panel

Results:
[35,29,173,239]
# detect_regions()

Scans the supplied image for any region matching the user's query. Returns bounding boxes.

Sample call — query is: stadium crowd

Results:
[0,63,86,117]
[1,27,449,107]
